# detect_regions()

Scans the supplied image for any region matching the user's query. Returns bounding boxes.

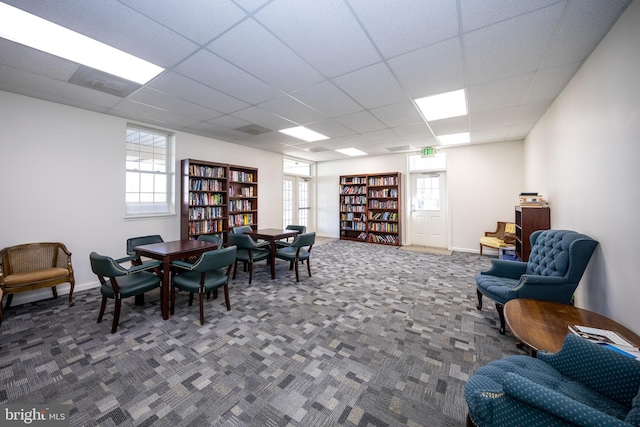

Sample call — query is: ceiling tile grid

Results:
[0,0,632,162]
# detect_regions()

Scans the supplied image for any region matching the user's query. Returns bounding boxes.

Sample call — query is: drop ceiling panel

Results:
[464,3,565,85]
[508,123,536,139]
[255,0,381,77]
[290,81,362,117]
[467,73,534,113]
[470,127,510,143]
[348,0,459,58]
[230,106,296,131]
[149,72,248,114]
[388,38,464,99]
[513,101,553,124]
[332,62,406,109]
[119,0,246,45]
[359,129,403,144]
[460,0,561,32]
[257,95,327,125]
[305,120,356,139]
[112,99,202,129]
[174,50,281,105]
[128,88,224,122]
[370,102,424,128]
[428,116,469,135]
[207,115,252,131]
[391,124,435,140]
[469,107,518,131]
[335,111,386,134]
[0,39,78,82]
[525,62,582,104]
[207,19,324,93]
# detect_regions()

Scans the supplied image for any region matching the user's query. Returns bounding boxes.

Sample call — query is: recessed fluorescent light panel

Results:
[438,132,470,146]
[335,148,367,156]
[279,126,329,142]
[0,2,164,85]
[415,89,467,121]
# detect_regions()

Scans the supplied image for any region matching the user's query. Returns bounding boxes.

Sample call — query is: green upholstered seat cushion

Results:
[275,246,310,261]
[235,248,270,262]
[100,271,160,299]
[172,269,228,292]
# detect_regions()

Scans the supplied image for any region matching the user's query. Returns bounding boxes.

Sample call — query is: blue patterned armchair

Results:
[476,230,598,334]
[465,334,640,426]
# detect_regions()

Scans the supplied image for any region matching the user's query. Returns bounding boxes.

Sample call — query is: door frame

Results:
[407,171,450,249]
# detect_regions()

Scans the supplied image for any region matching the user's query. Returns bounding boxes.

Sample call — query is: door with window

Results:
[283,176,312,230]
[410,172,447,248]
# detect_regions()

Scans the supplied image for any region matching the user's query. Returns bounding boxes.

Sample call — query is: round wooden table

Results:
[504,299,640,356]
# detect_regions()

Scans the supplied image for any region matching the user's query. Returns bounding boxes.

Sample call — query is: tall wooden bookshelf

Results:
[339,172,402,246]
[515,205,550,261]
[228,165,258,231]
[180,159,258,240]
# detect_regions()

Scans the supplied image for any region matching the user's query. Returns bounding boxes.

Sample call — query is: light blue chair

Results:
[465,334,640,426]
[476,230,598,334]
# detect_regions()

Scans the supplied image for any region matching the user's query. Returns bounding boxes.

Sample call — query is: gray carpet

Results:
[0,240,524,426]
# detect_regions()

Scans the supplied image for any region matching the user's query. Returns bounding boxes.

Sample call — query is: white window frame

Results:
[125,124,175,218]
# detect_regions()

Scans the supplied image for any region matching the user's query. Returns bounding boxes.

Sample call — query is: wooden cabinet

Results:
[515,206,550,261]
[340,172,402,246]
[180,159,258,240]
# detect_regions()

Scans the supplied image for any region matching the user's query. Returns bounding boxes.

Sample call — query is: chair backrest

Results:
[526,230,599,282]
[227,233,256,249]
[286,225,307,234]
[126,235,163,256]
[196,234,223,249]
[89,252,129,277]
[231,226,253,234]
[291,232,316,248]
[190,246,237,272]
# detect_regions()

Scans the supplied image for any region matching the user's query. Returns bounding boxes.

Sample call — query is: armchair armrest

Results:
[128,261,161,274]
[115,255,137,264]
[503,373,630,427]
[518,275,568,286]
[481,259,527,280]
[171,260,195,271]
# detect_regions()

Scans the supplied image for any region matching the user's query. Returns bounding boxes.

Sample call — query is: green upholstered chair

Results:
[170,245,237,325]
[465,334,640,426]
[196,233,223,249]
[125,234,164,270]
[276,225,306,247]
[89,252,162,333]
[274,232,315,282]
[227,233,270,284]
[476,229,598,334]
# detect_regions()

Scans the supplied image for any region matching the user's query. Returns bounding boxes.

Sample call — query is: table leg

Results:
[161,262,170,319]
[270,241,276,279]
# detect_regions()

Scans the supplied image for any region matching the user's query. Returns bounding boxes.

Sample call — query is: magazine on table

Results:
[569,325,640,360]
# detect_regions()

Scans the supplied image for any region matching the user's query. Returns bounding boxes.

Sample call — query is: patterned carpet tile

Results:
[0,240,524,426]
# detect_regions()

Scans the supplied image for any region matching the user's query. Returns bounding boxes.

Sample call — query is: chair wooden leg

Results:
[5,294,13,310]
[294,259,300,282]
[68,278,75,306]
[476,289,483,310]
[199,289,205,325]
[134,294,145,306]
[248,260,253,284]
[232,260,238,279]
[496,302,506,335]
[111,298,122,333]
[52,286,58,299]
[188,293,194,306]
[307,258,311,277]
[223,284,230,311]
[97,296,108,323]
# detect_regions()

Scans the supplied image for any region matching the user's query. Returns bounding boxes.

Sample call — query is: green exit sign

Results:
[421,147,435,156]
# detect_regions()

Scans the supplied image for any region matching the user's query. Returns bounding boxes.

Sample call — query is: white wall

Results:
[316,140,524,251]
[0,91,283,305]
[524,0,640,332]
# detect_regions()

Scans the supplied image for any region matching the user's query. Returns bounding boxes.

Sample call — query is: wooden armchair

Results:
[0,242,75,313]
[479,221,516,255]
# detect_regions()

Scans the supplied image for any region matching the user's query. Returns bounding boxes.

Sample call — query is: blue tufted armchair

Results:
[476,230,598,334]
[465,334,640,426]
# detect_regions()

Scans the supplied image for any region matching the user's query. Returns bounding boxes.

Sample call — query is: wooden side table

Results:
[504,299,640,357]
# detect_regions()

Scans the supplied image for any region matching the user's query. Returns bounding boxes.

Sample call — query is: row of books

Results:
[340,185,366,195]
[189,165,226,178]
[340,204,366,213]
[369,200,398,209]
[352,232,399,245]
[368,177,398,186]
[341,195,366,204]
[189,193,224,206]
[340,177,367,185]
[369,223,398,233]
[229,186,255,197]
[189,178,225,192]
[229,200,254,211]
[230,171,255,183]
[369,189,398,198]
[340,222,366,231]
[369,211,398,220]
[341,213,366,221]
[229,213,254,226]
[188,206,225,220]
[188,220,225,235]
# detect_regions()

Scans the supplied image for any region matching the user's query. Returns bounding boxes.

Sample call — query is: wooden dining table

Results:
[244,228,299,279]
[134,239,220,320]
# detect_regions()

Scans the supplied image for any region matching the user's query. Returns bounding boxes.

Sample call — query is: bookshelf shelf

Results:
[339,172,402,246]
[180,159,258,240]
